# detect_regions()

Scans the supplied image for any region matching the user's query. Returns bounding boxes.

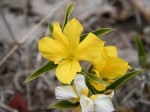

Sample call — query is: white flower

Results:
[80,94,114,112]
[55,74,88,103]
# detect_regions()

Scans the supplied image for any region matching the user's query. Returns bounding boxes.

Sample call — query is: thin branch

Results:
[0,102,18,112]
[0,45,19,67]
[19,0,66,44]
[0,5,17,43]
[0,0,66,67]
[26,83,31,109]
[139,99,150,105]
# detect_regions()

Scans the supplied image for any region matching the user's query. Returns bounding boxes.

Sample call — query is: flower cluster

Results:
[38,18,129,112]
[56,74,114,112]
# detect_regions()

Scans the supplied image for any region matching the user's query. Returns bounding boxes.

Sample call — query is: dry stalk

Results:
[0,4,17,43]
[0,102,18,112]
[0,0,66,67]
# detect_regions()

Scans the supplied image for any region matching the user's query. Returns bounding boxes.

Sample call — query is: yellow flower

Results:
[38,18,104,84]
[90,46,129,91]
[93,46,129,80]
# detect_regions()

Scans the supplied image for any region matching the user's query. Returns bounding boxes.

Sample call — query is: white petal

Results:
[55,86,78,100]
[93,94,114,112]
[80,95,94,112]
[74,74,88,96]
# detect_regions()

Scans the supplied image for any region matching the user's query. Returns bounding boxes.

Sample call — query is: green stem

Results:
[81,69,97,94]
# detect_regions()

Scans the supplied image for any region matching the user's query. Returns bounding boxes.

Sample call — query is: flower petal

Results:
[63,18,83,48]
[100,57,129,79]
[89,70,107,91]
[38,37,67,64]
[53,22,68,46]
[80,95,94,112]
[93,56,106,76]
[55,86,78,100]
[91,82,107,91]
[77,33,104,63]
[103,46,118,57]
[74,74,88,96]
[93,46,117,74]
[56,60,81,84]
[93,94,114,112]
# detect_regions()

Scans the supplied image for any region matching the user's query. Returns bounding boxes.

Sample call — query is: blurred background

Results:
[0,0,150,112]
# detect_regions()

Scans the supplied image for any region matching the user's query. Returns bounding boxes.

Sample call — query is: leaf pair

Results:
[84,69,142,93]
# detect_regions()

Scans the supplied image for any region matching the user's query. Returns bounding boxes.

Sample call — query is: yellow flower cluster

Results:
[38,18,130,112]
[38,18,129,85]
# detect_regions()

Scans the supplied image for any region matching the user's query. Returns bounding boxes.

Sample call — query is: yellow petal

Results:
[38,37,67,64]
[56,60,81,84]
[53,22,68,46]
[63,18,83,48]
[93,56,106,74]
[91,82,107,91]
[81,88,89,96]
[77,33,104,63]
[93,46,117,74]
[90,95,99,100]
[89,70,106,91]
[99,57,129,79]
[103,46,118,57]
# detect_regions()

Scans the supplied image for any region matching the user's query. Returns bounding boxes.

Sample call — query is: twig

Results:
[0,102,18,112]
[0,45,19,67]
[19,0,66,44]
[121,88,137,104]
[26,83,31,110]
[130,0,150,22]
[0,0,66,67]
[13,70,24,92]
[139,99,150,105]
[134,8,142,26]
[22,0,30,24]
[0,4,17,43]
[41,75,54,90]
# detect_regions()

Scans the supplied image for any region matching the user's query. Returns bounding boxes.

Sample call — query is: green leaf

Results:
[84,72,104,84]
[85,77,96,94]
[24,61,57,83]
[50,100,79,109]
[48,22,53,34]
[62,3,74,29]
[134,33,147,68]
[108,70,142,90]
[80,28,115,42]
